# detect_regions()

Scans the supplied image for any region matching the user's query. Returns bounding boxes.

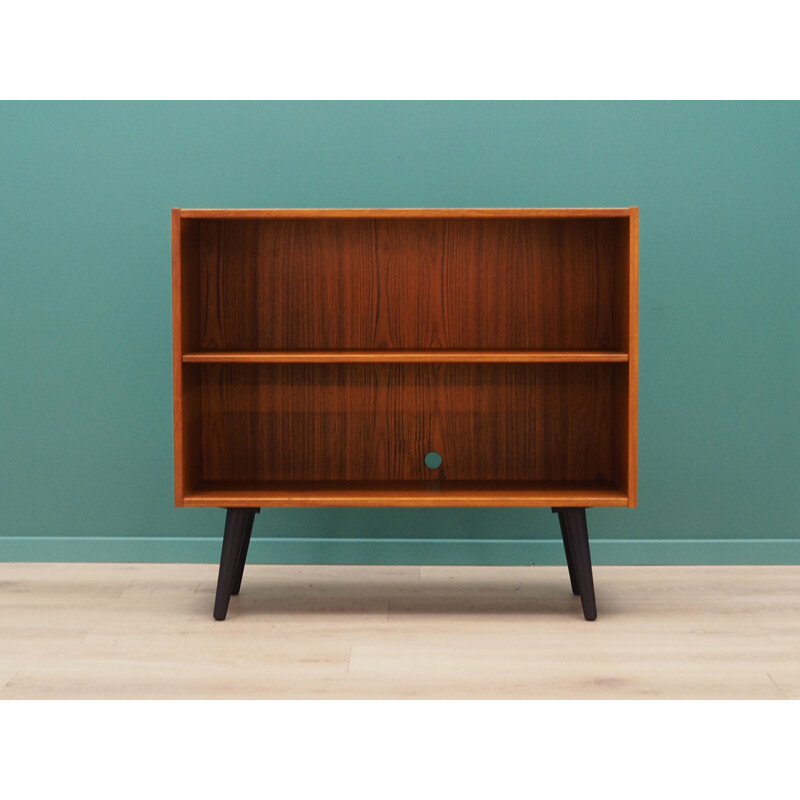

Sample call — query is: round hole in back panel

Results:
[425,451,442,470]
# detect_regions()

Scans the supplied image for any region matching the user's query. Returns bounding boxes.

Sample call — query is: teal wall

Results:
[2,101,798,565]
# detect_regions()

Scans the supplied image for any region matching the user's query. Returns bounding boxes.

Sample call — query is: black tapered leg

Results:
[553,507,597,621]
[553,509,580,596]
[231,508,259,596]
[214,508,251,621]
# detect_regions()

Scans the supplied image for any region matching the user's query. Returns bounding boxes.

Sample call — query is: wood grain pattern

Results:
[440,218,622,351]
[182,350,629,363]
[198,363,618,483]
[188,217,629,351]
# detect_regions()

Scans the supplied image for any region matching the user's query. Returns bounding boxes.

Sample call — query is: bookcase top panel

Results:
[175,208,637,219]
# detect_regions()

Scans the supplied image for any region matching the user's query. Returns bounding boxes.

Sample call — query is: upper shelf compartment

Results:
[177,212,634,352]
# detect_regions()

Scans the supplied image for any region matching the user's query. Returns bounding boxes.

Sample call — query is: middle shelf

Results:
[182,350,629,364]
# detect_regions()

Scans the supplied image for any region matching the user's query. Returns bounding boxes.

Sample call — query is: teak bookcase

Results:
[172,208,639,621]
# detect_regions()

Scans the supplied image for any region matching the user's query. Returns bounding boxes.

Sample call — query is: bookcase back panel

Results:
[196,363,619,483]
[186,217,628,351]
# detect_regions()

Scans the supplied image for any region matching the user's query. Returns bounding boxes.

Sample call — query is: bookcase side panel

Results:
[174,217,205,501]
[627,208,639,506]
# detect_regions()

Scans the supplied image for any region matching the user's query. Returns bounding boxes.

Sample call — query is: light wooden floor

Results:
[1,563,798,699]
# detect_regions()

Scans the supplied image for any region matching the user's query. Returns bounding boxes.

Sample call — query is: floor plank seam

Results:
[0,672,19,693]
[766,672,789,699]
[751,618,780,645]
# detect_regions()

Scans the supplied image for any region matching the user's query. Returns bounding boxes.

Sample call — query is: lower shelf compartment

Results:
[187,362,627,484]
[182,480,629,508]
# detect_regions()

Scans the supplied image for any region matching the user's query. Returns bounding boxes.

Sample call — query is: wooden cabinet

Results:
[172,208,639,620]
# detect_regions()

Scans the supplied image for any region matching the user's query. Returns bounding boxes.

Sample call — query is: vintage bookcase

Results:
[172,208,639,621]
